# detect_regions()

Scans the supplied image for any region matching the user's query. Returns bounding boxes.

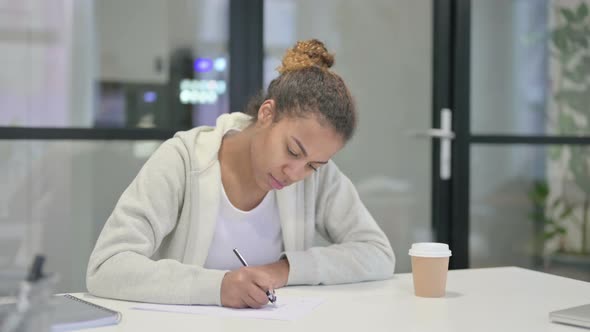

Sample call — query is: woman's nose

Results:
[283,162,308,183]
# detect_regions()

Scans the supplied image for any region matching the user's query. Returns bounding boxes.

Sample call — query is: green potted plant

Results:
[531,1,590,276]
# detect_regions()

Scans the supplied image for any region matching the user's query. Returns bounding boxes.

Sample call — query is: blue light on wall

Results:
[194,58,213,72]
[143,91,157,103]
[214,57,226,72]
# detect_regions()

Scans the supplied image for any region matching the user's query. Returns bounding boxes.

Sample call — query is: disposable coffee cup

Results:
[408,243,452,298]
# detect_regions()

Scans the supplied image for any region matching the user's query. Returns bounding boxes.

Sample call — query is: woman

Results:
[86,39,395,309]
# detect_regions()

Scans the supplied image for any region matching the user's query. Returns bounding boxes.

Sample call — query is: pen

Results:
[1,255,46,332]
[232,248,277,304]
[27,255,45,282]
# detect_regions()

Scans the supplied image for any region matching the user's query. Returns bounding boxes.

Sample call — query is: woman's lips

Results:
[269,174,284,190]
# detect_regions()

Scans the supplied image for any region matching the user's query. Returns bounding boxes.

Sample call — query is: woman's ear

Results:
[257,100,276,125]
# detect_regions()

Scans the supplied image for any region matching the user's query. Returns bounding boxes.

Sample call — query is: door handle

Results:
[414,129,455,139]
[409,108,454,180]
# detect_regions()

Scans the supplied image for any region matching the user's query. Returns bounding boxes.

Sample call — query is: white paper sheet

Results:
[132,296,324,321]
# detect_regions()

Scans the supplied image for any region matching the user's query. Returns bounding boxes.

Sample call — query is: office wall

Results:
[96,0,169,84]
[96,0,228,84]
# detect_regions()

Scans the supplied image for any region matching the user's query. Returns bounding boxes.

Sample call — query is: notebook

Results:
[550,303,590,329]
[0,294,121,332]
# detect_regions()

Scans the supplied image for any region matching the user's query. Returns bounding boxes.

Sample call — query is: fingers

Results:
[220,268,273,309]
[242,291,268,309]
[248,283,270,306]
[247,267,276,293]
[238,281,269,309]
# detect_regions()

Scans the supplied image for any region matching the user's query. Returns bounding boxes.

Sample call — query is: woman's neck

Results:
[218,127,267,210]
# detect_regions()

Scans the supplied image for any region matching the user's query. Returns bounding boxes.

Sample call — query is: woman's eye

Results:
[287,147,298,157]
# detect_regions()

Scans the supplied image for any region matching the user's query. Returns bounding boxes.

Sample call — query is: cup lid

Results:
[408,242,452,257]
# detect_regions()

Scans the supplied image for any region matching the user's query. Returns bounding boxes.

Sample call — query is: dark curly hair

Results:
[244,39,357,142]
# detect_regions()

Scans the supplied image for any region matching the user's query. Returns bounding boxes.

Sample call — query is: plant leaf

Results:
[548,146,562,160]
[544,229,560,240]
[573,30,588,48]
[561,8,577,22]
[558,112,577,134]
[559,205,574,219]
[544,217,556,226]
[563,69,585,83]
[550,198,562,210]
[556,89,590,113]
[577,2,589,20]
[569,146,590,195]
[535,181,549,196]
[552,29,569,52]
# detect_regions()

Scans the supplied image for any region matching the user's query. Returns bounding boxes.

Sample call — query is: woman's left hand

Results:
[251,258,290,288]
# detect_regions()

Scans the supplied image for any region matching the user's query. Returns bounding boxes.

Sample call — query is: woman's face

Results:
[250,101,345,192]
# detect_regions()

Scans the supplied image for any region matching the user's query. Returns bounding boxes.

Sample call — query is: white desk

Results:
[72,267,590,332]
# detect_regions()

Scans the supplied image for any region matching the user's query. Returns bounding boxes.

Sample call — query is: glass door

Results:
[451,0,590,281]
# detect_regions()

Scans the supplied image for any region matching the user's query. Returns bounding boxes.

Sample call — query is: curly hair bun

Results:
[277,39,334,74]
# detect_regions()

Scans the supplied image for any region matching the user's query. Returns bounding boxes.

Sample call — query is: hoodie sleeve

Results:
[284,161,395,285]
[86,139,226,305]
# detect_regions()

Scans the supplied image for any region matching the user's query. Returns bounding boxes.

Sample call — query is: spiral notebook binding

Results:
[63,294,119,315]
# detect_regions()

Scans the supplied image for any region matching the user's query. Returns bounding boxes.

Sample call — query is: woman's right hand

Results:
[220,267,275,308]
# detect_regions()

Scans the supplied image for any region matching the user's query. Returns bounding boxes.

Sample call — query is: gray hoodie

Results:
[86,112,395,305]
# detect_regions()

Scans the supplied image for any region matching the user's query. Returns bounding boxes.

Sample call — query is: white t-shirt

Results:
[203,184,283,270]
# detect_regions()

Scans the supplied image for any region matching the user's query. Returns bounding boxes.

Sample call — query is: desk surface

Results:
[72,267,590,332]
